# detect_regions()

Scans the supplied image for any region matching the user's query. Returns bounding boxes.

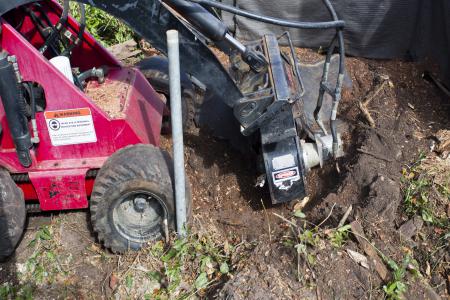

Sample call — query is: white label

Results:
[44,108,97,146]
[272,154,296,170]
[272,167,300,190]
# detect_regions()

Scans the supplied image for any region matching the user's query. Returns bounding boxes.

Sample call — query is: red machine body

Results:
[0,1,165,211]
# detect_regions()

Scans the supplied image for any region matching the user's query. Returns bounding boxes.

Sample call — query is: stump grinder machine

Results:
[0,0,345,259]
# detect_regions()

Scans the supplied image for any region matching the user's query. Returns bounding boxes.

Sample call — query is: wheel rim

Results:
[112,190,167,243]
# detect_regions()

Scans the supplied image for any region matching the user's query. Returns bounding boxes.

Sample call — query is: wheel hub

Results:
[112,190,166,243]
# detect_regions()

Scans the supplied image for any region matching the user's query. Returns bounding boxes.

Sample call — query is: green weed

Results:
[136,233,235,299]
[401,153,449,228]
[328,225,352,248]
[383,254,420,300]
[69,3,135,46]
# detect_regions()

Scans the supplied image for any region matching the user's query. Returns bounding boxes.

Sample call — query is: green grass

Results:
[69,3,135,46]
[146,233,234,299]
[401,153,449,228]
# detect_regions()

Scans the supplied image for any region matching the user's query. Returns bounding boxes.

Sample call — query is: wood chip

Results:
[338,205,353,228]
[346,249,369,269]
[350,221,389,281]
[109,273,119,290]
[294,196,310,211]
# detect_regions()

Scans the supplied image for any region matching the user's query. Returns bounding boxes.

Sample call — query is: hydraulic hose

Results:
[61,2,86,57]
[24,5,61,56]
[187,0,345,29]
[39,0,70,54]
[77,67,106,85]
[164,0,228,41]
[23,83,40,144]
[0,53,32,167]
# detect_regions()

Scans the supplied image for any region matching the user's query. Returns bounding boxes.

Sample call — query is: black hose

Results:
[33,3,55,28]
[61,0,70,20]
[77,67,105,84]
[187,0,345,29]
[24,6,61,56]
[28,83,36,121]
[61,3,86,57]
[39,0,70,54]
[0,53,32,167]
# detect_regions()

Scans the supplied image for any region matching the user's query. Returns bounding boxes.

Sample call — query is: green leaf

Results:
[39,229,52,241]
[294,210,306,218]
[295,243,307,255]
[200,256,213,273]
[220,262,229,274]
[147,271,162,282]
[161,249,177,262]
[125,274,133,290]
[173,239,187,251]
[421,210,433,223]
[337,224,351,232]
[46,251,56,261]
[396,281,407,293]
[307,254,316,266]
[194,272,208,290]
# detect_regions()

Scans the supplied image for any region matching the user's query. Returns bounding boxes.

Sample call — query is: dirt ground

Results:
[0,47,449,299]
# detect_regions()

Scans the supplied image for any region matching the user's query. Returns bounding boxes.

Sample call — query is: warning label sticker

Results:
[44,108,97,146]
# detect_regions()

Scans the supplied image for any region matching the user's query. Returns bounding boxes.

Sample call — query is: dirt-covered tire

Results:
[0,169,26,261]
[136,56,196,132]
[90,144,191,253]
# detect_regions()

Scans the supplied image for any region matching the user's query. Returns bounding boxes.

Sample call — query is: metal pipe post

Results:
[167,30,187,237]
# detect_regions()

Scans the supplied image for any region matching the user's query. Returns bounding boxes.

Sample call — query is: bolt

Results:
[133,197,147,213]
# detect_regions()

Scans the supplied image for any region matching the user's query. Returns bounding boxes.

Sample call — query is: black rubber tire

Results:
[136,56,196,131]
[0,168,26,261]
[90,144,191,253]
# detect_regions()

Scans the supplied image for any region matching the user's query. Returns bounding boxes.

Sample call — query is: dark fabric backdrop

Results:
[221,0,450,85]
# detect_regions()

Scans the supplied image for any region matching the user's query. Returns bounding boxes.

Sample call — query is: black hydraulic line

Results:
[61,3,86,57]
[187,0,345,29]
[23,6,61,56]
[39,0,70,54]
[26,83,36,121]
[0,52,32,167]
[32,3,54,28]
[164,0,228,41]
[314,36,336,119]
[77,67,105,84]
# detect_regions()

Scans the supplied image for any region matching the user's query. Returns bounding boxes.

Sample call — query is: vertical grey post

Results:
[167,30,187,237]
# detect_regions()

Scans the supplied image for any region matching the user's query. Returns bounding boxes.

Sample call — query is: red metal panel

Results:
[29,169,89,211]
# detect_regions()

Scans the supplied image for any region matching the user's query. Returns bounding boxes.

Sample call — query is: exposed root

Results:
[358,75,391,127]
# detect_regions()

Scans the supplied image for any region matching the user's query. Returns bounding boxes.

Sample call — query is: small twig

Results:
[260,198,272,242]
[316,285,323,300]
[357,148,393,162]
[338,205,353,228]
[217,219,246,227]
[272,212,298,228]
[363,78,389,106]
[358,76,390,128]
[317,203,337,228]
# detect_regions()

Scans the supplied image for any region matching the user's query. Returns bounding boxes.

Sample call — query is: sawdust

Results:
[85,79,128,119]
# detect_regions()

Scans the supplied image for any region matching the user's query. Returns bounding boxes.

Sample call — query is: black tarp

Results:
[1,0,448,84]
[221,0,450,85]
